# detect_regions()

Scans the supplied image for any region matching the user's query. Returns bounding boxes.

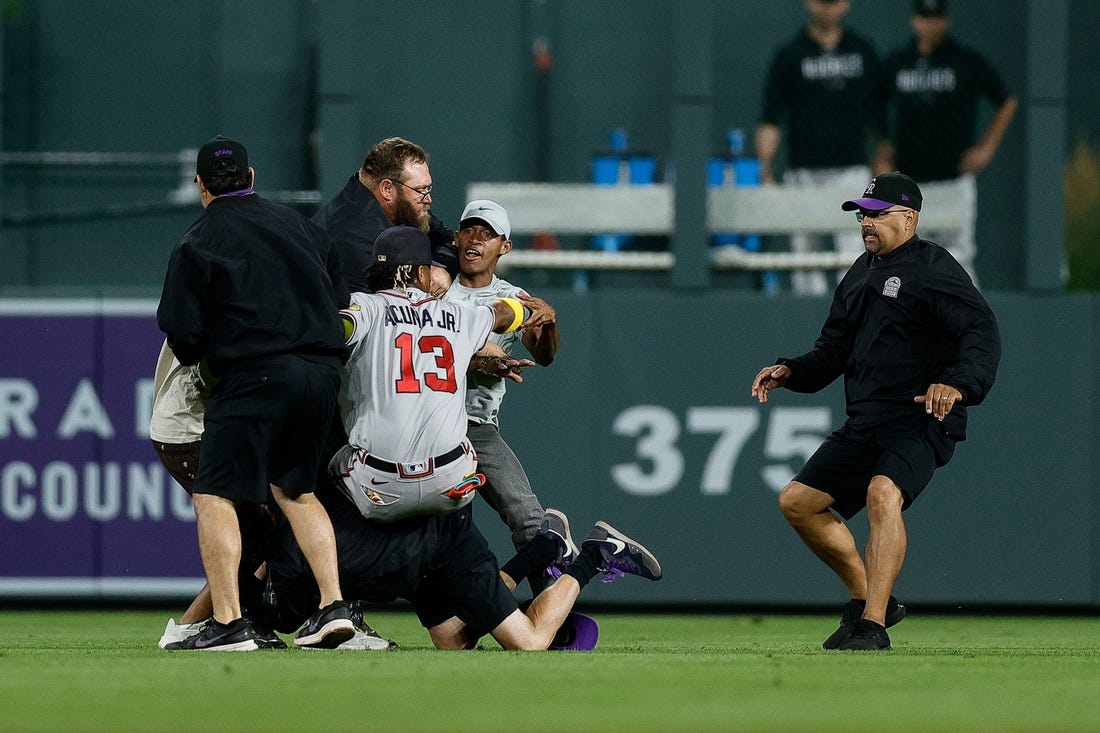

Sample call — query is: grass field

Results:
[1,609,1098,732]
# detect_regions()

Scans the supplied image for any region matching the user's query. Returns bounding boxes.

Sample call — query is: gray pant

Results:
[467,421,544,551]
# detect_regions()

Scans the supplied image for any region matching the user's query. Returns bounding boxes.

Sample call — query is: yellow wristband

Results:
[499,297,525,333]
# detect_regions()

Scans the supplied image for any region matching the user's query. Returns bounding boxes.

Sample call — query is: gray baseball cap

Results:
[459,199,511,240]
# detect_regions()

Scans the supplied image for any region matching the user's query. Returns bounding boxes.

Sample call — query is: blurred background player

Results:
[872,0,1017,283]
[755,0,880,295]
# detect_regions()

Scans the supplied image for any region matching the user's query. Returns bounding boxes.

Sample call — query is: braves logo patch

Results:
[883,276,901,298]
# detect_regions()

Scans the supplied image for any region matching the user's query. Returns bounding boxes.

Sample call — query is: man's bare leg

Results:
[270,484,343,607]
[192,493,242,623]
[778,481,867,598]
[862,475,907,625]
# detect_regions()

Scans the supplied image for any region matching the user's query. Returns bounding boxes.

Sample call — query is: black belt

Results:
[363,443,466,474]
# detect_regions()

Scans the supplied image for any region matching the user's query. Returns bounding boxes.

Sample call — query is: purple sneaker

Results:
[548,613,600,651]
[583,521,663,583]
[537,509,579,579]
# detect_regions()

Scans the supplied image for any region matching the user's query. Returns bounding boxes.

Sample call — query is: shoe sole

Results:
[333,634,399,651]
[164,639,259,652]
[199,640,260,652]
[545,508,579,562]
[591,521,663,580]
[294,620,356,649]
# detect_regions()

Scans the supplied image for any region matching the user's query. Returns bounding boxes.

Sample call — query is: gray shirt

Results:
[443,275,525,426]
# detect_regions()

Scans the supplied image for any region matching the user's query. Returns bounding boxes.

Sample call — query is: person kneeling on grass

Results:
[251,495,661,651]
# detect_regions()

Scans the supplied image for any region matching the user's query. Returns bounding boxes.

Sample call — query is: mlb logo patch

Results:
[883,276,902,298]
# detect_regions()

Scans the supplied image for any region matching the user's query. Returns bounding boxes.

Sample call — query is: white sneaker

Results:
[337,627,398,650]
[157,617,207,649]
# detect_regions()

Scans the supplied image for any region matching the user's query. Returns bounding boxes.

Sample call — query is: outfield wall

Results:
[0,293,1096,608]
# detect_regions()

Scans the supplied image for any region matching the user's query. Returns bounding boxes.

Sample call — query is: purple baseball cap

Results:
[841,172,923,212]
[548,612,599,651]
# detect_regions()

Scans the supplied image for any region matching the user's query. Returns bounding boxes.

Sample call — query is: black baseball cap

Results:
[372,225,432,266]
[196,136,248,179]
[913,0,947,16]
[841,173,923,212]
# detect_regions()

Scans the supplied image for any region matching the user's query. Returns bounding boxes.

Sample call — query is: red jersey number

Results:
[393,333,458,394]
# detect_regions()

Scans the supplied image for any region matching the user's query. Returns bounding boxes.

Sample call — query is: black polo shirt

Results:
[760,27,880,170]
[876,36,1012,181]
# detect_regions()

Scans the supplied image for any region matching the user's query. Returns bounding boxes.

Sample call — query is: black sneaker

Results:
[163,618,259,652]
[293,600,356,649]
[837,618,892,650]
[822,596,906,650]
[252,623,288,650]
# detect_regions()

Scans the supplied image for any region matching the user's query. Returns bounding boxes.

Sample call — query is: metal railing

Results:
[466,179,971,272]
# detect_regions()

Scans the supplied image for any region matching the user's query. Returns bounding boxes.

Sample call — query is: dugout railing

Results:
[465,179,972,273]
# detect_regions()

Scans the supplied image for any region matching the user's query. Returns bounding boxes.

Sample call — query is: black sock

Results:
[500,534,558,586]
[563,544,602,589]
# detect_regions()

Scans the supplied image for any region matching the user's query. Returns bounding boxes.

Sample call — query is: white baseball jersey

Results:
[339,288,496,462]
[443,275,525,426]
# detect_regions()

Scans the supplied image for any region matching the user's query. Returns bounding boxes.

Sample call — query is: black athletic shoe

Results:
[822,596,906,650]
[252,623,288,650]
[837,618,892,651]
[163,617,259,652]
[293,600,356,649]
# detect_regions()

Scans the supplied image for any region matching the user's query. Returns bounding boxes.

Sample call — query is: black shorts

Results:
[264,498,517,638]
[794,413,958,520]
[153,440,201,493]
[193,354,339,502]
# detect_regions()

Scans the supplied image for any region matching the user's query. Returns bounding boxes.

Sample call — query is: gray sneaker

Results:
[582,521,662,583]
[538,509,580,578]
[334,603,398,651]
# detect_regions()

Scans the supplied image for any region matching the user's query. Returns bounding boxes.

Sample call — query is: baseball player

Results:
[327,225,554,521]
[755,0,880,295]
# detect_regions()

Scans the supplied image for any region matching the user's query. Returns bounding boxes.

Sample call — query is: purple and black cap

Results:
[196,136,248,179]
[841,172,923,212]
[372,225,432,266]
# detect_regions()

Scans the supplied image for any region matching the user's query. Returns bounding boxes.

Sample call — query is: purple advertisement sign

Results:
[0,300,203,598]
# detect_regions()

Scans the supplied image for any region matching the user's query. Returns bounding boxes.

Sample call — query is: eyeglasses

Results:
[855,208,908,222]
[389,178,432,203]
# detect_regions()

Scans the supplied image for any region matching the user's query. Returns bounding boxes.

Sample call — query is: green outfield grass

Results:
[1,610,1098,732]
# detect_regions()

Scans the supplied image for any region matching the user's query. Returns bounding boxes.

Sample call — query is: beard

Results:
[392,196,430,233]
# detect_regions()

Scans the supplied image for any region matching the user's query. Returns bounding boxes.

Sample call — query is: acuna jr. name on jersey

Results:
[383,303,461,333]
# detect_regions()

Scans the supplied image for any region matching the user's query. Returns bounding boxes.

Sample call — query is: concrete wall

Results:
[1,292,1096,607]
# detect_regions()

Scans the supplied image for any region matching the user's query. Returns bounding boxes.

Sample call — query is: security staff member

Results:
[750,172,1001,651]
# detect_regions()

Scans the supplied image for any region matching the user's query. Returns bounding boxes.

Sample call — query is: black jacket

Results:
[311,174,458,292]
[778,235,1000,438]
[158,193,349,375]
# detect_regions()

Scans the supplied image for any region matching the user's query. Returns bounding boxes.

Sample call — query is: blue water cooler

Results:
[707,128,778,294]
